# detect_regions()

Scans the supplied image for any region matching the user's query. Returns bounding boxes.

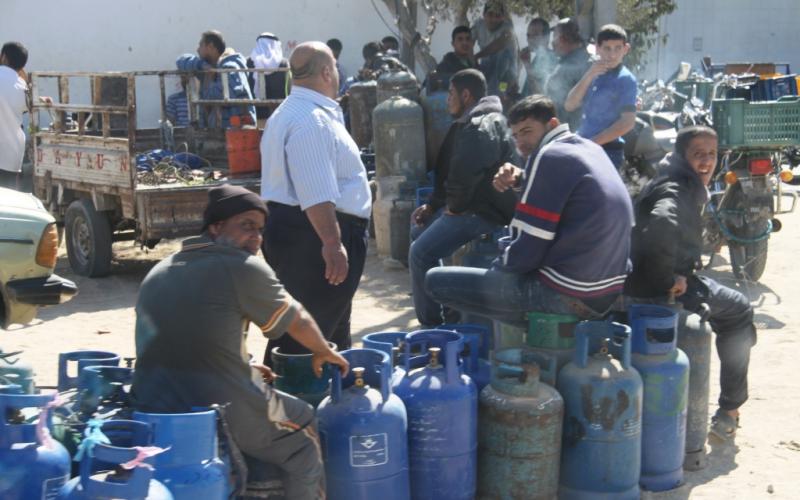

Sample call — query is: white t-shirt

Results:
[0,66,27,173]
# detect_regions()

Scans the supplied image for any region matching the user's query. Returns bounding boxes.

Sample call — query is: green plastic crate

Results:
[674,79,715,108]
[526,312,578,349]
[712,96,800,148]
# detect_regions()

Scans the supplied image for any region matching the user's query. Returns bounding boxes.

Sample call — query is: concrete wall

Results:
[643,0,800,80]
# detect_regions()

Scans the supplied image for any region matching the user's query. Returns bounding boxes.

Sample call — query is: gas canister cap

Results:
[353,367,366,387]
[428,347,442,368]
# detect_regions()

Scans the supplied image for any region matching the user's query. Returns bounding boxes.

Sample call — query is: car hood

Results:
[0,188,46,212]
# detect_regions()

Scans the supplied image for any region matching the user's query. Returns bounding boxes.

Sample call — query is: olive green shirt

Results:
[132,235,297,415]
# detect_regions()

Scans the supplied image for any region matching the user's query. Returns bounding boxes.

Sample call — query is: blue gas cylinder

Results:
[58,350,120,392]
[0,382,24,394]
[557,321,643,500]
[133,410,228,499]
[628,304,689,492]
[437,323,491,391]
[393,329,477,500]
[0,348,36,393]
[77,365,133,417]
[53,366,135,473]
[0,392,71,499]
[318,348,410,500]
[362,331,408,386]
[478,348,563,499]
[58,419,173,499]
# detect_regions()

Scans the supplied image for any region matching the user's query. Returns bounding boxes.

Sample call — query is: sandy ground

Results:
[2,199,799,499]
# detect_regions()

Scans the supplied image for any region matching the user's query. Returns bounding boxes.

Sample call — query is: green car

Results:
[0,187,77,329]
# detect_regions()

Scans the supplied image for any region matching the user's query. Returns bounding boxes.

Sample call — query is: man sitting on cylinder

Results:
[424,95,633,323]
[132,185,349,500]
[625,125,757,441]
[409,68,517,327]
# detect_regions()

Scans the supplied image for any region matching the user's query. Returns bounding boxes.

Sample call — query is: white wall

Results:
[642,0,800,80]
[12,0,796,126]
[0,0,457,127]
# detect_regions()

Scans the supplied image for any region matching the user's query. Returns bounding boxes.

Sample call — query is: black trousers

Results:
[679,275,756,411]
[262,202,368,364]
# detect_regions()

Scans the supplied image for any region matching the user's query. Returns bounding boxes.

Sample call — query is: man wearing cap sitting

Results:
[132,184,348,500]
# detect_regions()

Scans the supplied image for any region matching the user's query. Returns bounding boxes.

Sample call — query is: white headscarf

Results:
[250,34,283,70]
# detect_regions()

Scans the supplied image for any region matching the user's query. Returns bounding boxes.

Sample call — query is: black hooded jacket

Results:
[625,152,709,297]
[429,95,518,226]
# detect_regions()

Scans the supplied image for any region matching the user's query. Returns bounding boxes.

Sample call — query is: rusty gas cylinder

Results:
[477,348,562,499]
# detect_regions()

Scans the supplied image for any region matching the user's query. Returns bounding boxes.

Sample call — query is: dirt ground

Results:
[3,195,799,499]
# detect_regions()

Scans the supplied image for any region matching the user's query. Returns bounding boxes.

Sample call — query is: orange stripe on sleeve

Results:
[260,300,291,333]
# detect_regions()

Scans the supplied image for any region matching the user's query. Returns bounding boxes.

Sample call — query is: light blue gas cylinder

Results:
[557,321,643,500]
[362,331,408,386]
[629,304,689,492]
[0,348,36,393]
[0,392,71,499]
[318,348,410,500]
[133,410,228,499]
[393,329,477,500]
[58,351,120,392]
[58,419,173,499]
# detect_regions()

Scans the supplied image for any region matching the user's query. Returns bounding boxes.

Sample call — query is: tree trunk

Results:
[380,0,437,74]
[400,0,417,70]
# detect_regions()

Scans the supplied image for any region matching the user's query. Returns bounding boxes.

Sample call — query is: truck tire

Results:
[65,199,113,277]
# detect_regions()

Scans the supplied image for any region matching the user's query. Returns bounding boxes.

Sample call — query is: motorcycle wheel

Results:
[729,238,768,281]
[721,182,770,281]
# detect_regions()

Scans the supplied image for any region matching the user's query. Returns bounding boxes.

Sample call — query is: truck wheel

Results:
[65,199,113,277]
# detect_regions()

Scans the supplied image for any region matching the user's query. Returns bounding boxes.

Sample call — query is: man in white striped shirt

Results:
[260,41,371,362]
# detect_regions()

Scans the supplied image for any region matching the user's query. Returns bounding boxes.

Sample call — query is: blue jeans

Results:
[424,266,583,328]
[479,48,517,96]
[410,210,498,325]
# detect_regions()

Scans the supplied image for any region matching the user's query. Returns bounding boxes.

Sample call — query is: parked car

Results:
[0,187,77,329]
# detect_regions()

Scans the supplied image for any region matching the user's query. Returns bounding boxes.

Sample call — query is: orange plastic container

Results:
[226,116,262,178]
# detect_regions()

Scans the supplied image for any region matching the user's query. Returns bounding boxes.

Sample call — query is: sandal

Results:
[709,409,739,441]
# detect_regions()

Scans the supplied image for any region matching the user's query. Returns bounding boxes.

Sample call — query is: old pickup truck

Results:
[30,68,285,276]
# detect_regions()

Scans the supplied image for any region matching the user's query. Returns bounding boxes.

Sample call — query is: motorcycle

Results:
[700,73,797,281]
[702,149,795,281]
[626,67,795,281]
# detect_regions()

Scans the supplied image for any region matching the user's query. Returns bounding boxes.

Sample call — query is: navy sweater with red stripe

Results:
[495,124,633,301]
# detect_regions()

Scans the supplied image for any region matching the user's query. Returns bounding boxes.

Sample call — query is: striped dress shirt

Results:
[260,86,371,219]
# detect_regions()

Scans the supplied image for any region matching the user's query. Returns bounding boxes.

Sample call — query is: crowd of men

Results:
[0,10,757,500]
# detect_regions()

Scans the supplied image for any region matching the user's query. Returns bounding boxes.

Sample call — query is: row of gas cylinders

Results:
[0,300,711,500]
[304,303,712,500]
[0,350,242,499]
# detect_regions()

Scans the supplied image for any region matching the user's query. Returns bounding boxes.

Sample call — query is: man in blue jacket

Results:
[425,95,633,324]
[177,30,256,128]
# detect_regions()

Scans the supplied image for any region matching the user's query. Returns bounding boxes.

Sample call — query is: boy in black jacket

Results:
[625,126,756,441]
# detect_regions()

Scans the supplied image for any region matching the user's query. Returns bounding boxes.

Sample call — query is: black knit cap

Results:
[202,184,268,231]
